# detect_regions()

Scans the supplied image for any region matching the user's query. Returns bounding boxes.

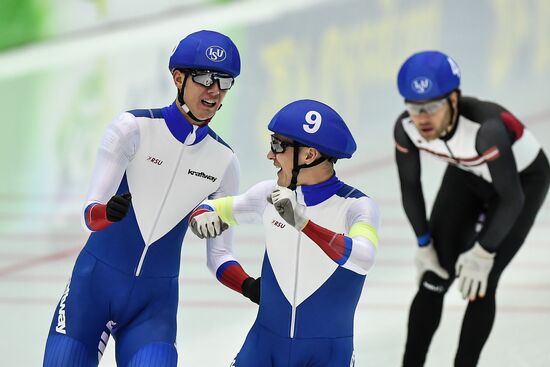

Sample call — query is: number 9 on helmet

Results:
[267,99,356,159]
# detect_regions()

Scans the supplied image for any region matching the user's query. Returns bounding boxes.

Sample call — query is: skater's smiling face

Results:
[172,69,229,125]
[267,134,331,187]
[267,134,302,187]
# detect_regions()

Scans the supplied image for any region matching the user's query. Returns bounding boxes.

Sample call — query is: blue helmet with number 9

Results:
[268,99,356,159]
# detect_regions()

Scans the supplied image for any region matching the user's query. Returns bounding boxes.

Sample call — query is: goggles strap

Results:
[287,142,327,191]
[441,95,458,137]
[289,143,301,191]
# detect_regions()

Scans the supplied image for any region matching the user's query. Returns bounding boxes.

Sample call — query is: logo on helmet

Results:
[447,57,461,77]
[411,77,432,94]
[206,46,226,62]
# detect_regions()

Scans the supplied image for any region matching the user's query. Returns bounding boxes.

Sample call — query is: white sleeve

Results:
[205,175,275,275]
[232,180,276,224]
[342,196,381,275]
[81,113,140,228]
[206,155,241,274]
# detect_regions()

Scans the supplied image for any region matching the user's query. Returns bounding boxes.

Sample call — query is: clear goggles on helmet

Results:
[190,70,235,90]
[405,97,447,116]
[270,135,305,154]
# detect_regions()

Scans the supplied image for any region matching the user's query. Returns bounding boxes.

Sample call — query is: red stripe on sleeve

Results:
[482,145,501,162]
[500,111,524,140]
[86,203,113,231]
[395,143,410,154]
[218,263,250,293]
[189,208,210,222]
[302,220,347,263]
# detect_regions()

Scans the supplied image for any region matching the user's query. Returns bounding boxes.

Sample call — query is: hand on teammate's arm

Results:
[189,203,229,238]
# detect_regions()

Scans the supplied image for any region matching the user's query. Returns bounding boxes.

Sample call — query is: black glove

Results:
[106,192,132,222]
[241,277,261,305]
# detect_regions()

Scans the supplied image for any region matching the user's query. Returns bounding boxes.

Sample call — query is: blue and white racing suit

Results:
[44,102,248,367]
[203,175,380,367]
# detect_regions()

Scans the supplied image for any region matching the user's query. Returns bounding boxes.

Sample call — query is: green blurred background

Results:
[0,0,549,365]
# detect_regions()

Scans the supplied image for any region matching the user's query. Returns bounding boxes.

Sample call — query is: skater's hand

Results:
[106,193,132,222]
[456,243,495,301]
[268,187,308,231]
[415,242,449,285]
[189,205,229,239]
[241,277,261,304]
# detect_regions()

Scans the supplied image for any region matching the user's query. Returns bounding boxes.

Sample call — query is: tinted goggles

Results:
[190,70,235,90]
[270,135,305,154]
[405,98,447,116]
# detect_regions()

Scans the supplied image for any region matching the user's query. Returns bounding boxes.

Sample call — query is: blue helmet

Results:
[268,99,356,159]
[169,30,241,77]
[397,50,461,101]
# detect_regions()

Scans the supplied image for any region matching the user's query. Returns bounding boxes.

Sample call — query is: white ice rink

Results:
[0,0,549,366]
